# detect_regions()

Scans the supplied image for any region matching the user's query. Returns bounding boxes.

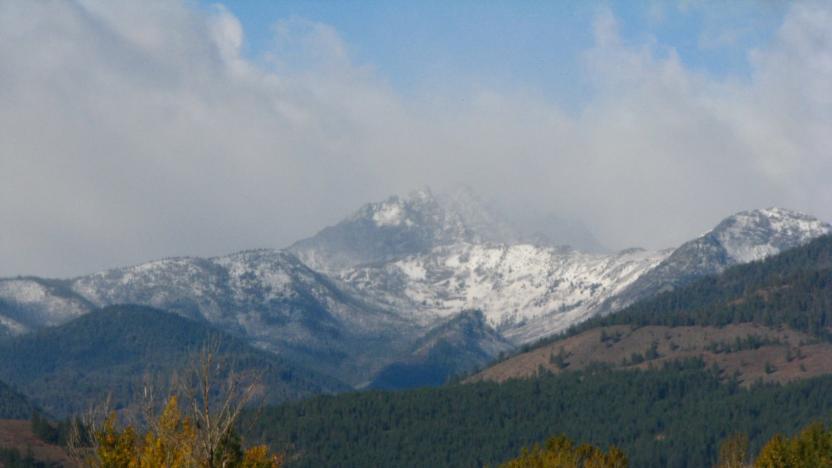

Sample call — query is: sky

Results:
[1,0,831,277]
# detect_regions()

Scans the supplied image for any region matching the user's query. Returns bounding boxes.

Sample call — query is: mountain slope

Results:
[57,250,415,386]
[583,233,832,336]
[0,189,828,391]
[0,305,348,417]
[470,323,832,386]
[340,243,669,343]
[336,205,828,344]
[472,234,832,383]
[0,277,93,333]
[369,310,513,390]
[605,208,831,312]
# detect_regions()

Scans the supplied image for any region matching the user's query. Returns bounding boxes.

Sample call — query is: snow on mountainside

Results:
[0,250,417,386]
[0,186,829,389]
[339,243,669,344]
[0,278,91,332]
[288,185,608,274]
[713,208,830,263]
[605,208,832,312]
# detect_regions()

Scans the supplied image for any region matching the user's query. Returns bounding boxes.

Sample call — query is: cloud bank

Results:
[1,0,831,277]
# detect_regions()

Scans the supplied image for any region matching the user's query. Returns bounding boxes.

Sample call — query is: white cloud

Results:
[0,0,830,276]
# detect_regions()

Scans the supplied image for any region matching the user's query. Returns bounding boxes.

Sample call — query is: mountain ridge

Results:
[0,304,349,417]
[0,187,828,390]
[471,233,832,384]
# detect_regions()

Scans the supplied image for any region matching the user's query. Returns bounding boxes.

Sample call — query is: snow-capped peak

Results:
[709,207,831,263]
[289,187,473,272]
[605,207,831,313]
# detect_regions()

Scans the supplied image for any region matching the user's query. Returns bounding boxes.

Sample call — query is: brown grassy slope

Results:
[0,419,75,467]
[467,324,832,386]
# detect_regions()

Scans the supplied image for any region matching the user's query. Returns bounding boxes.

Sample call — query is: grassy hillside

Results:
[247,362,832,468]
[0,419,74,467]
[469,323,832,385]
[0,305,348,417]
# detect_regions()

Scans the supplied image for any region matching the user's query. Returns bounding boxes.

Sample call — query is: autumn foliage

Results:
[78,341,283,468]
[754,422,832,467]
[501,434,628,468]
[88,396,280,468]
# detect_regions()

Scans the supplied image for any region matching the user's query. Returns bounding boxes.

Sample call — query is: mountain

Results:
[0,305,348,417]
[368,310,513,390]
[604,208,831,312]
[289,186,608,273]
[0,187,828,390]
[289,188,474,272]
[0,250,423,386]
[0,277,92,333]
[296,191,828,344]
[0,249,481,389]
[339,243,667,344]
[472,233,832,384]
[246,235,832,468]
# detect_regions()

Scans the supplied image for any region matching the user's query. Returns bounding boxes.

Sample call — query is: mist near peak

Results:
[1,1,831,277]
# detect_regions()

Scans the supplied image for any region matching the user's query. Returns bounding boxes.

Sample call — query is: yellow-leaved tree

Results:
[501,434,628,468]
[755,422,832,468]
[715,422,832,467]
[77,342,282,468]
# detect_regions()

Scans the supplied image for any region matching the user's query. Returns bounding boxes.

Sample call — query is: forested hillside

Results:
[0,305,347,417]
[246,361,832,468]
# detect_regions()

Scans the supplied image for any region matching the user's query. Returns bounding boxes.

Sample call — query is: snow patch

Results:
[372,202,408,227]
[340,242,669,342]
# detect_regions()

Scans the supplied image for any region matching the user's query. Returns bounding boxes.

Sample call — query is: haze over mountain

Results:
[0,188,828,390]
[4,1,832,279]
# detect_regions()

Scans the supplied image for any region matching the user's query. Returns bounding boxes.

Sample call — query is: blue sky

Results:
[212,0,787,108]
